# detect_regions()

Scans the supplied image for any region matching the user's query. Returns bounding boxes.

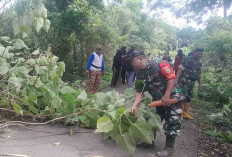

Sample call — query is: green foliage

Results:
[94,89,162,156]
[13,0,50,38]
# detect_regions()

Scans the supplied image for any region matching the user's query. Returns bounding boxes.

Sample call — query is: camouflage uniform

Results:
[135,59,185,137]
[178,55,202,102]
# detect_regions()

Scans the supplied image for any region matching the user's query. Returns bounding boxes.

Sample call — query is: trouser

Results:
[111,67,120,86]
[126,71,135,87]
[156,102,182,137]
[121,66,126,84]
[88,70,101,94]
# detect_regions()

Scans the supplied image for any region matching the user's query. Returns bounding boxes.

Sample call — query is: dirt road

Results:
[0,85,198,157]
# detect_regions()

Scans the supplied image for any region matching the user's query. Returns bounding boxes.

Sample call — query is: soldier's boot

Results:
[156,136,175,157]
[181,103,186,121]
[182,103,194,120]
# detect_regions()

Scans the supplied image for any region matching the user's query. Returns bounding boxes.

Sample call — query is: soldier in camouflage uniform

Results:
[128,50,185,156]
[175,48,204,120]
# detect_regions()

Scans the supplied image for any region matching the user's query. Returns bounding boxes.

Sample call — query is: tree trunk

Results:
[223,0,227,17]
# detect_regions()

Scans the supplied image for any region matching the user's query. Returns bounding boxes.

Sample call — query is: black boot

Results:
[156,136,175,157]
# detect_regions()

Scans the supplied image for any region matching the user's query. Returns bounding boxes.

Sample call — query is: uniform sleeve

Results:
[160,61,176,80]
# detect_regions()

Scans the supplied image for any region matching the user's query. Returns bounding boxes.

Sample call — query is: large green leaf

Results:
[35,17,44,32]
[57,62,65,77]
[0,58,9,75]
[129,120,153,144]
[115,133,136,156]
[60,86,77,95]
[8,76,23,92]
[12,102,23,115]
[62,93,76,114]
[51,95,62,112]
[9,66,29,77]
[43,19,50,32]
[95,116,114,133]
[0,46,11,59]
[12,39,28,50]
[77,90,87,101]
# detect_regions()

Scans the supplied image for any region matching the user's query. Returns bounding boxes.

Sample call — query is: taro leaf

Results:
[117,107,126,115]
[71,115,87,123]
[129,120,153,144]
[29,92,37,104]
[124,88,134,101]
[109,110,117,119]
[109,125,120,139]
[12,102,23,115]
[57,62,65,77]
[0,58,9,75]
[12,39,28,50]
[8,76,23,92]
[0,46,10,59]
[95,92,111,109]
[115,132,136,156]
[62,93,76,113]
[37,56,48,65]
[85,110,100,128]
[10,66,28,77]
[40,4,47,19]
[0,96,10,106]
[95,116,114,133]
[32,49,40,55]
[43,19,50,32]
[60,86,77,95]
[77,90,87,101]
[51,56,59,65]
[35,17,44,32]
[114,98,125,108]
[28,102,39,114]
[146,108,162,131]
[51,95,62,112]
[120,113,132,133]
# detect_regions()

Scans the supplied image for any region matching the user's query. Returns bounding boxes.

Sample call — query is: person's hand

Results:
[162,95,170,106]
[131,105,137,115]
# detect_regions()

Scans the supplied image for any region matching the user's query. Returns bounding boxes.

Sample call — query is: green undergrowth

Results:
[192,86,232,143]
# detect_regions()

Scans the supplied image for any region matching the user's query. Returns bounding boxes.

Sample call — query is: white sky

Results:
[142,0,232,29]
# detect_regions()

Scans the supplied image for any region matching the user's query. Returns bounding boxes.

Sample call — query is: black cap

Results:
[193,47,204,53]
[126,50,146,61]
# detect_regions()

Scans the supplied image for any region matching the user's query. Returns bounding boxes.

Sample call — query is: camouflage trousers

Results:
[88,70,101,94]
[156,102,182,137]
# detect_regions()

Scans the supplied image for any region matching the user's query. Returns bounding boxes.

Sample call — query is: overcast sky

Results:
[1,0,232,29]
[141,0,232,29]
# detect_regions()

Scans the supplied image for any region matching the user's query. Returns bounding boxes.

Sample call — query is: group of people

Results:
[111,46,135,88]
[86,46,204,156]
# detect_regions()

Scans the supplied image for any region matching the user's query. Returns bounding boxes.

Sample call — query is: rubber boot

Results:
[181,103,186,121]
[156,136,175,157]
[182,103,194,120]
